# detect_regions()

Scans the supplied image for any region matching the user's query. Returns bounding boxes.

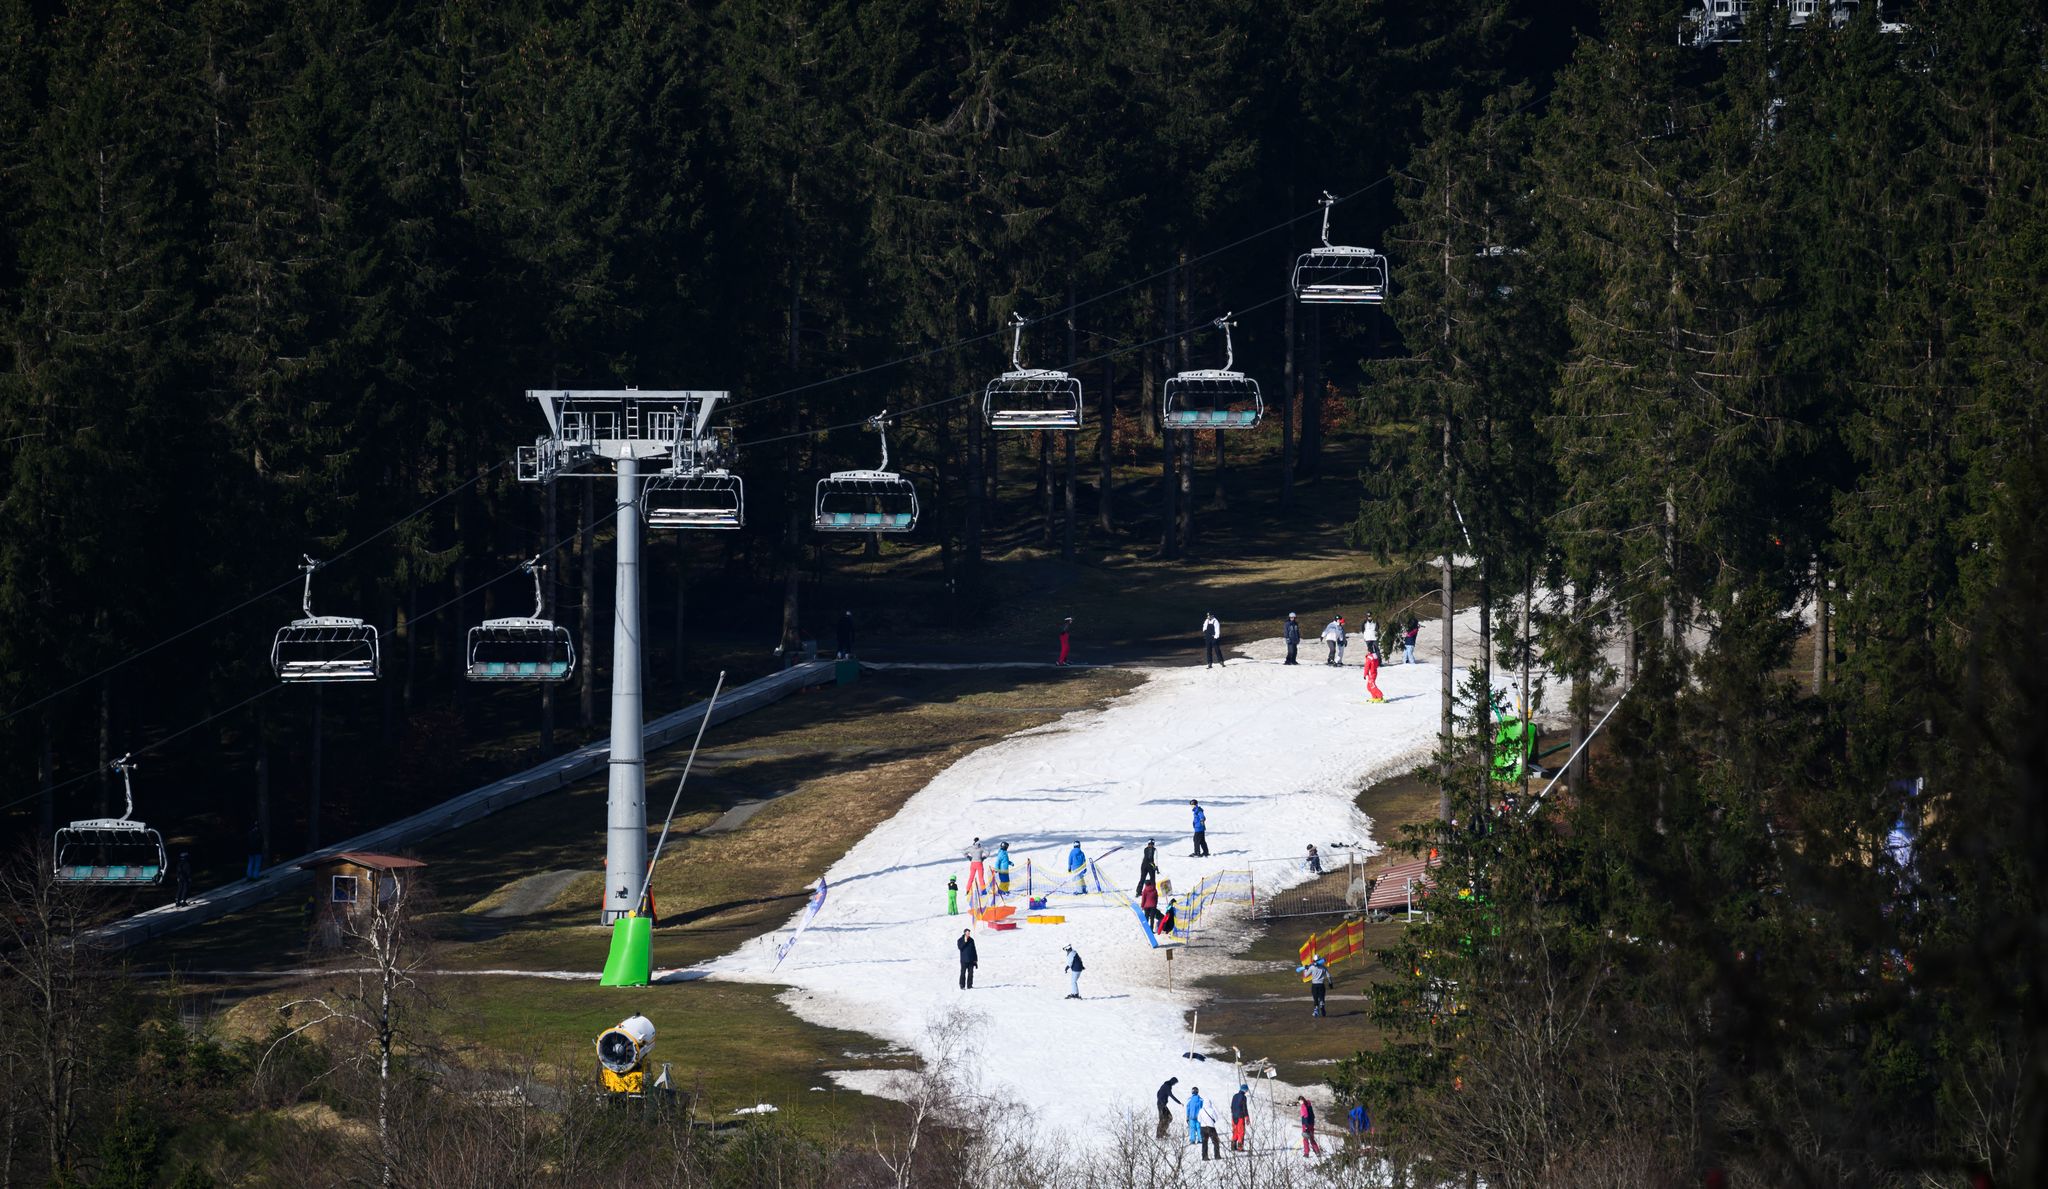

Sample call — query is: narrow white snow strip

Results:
[706,608,1513,1151]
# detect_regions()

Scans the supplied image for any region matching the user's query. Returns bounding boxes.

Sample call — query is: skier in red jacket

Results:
[1362,650,1384,703]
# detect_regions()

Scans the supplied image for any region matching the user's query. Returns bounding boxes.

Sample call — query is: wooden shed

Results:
[302,851,427,914]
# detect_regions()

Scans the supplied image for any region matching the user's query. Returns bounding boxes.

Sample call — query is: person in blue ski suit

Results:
[993,842,1013,894]
[1190,800,1210,857]
[1067,842,1087,891]
[1186,1087,1206,1144]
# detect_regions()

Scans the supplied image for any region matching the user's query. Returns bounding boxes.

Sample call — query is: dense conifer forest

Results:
[0,0,2042,1185]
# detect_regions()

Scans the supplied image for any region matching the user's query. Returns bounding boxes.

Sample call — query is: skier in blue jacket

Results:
[1186,1087,1206,1144]
[993,842,1013,895]
[1067,841,1086,891]
[1190,799,1210,857]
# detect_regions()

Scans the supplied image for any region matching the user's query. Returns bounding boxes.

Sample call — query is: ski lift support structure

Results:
[983,313,1084,430]
[815,412,919,533]
[1164,314,1264,429]
[1292,192,1388,306]
[517,388,729,923]
[271,556,380,682]
[53,754,167,885]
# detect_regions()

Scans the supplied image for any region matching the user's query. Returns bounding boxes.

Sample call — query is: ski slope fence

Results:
[88,660,838,952]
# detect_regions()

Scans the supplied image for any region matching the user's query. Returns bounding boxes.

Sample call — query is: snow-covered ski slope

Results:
[707,616,1494,1147]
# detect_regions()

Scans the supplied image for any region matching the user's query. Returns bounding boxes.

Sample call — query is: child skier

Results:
[1299,1096,1325,1157]
[1298,954,1329,1016]
[1362,649,1385,703]
[1057,617,1073,666]
[1140,878,1161,929]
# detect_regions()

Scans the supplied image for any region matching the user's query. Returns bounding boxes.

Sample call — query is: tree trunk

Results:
[1520,566,1533,803]
[38,713,53,840]
[673,532,688,698]
[1568,581,1590,792]
[961,352,985,580]
[1038,430,1053,546]
[1301,307,1324,479]
[780,243,805,658]
[1439,409,1455,820]
[1063,294,1077,558]
[1811,559,1827,691]
[1097,346,1115,532]
[1063,431,1077,561]
[580,481,597,726]
[96,677,111,820]
[256,705,271,864]
[540,479,556,756]
[1281,264,1297,506]
[402,584,417,713]
[309,685,324,850]
[1159,277,1178,558]
[1176,255,1195,553]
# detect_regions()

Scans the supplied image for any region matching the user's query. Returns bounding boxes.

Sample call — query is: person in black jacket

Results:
[1283,612,1301,665]
[1136,838,1158,895]
[1156,1077,1183,1138]
[835,611,856,659]
[956,929,978,989]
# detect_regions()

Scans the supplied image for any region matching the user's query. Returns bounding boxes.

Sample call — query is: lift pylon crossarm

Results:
[1293,192,1389,306]
[985,314,1084,431]
[815,412,919,533]
[1164,314,1264,430]
[54,753,167,886]
[272,556,380,682]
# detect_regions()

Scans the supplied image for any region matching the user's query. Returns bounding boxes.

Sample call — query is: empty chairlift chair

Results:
[983,312,1084,431]
[645,468,744,530]
[53,755,166,886]
[815,413,919,533]
[272,556,380,682]
[467,558,576,681]
[1292,192,1388,306]
[1163,314,1263,430]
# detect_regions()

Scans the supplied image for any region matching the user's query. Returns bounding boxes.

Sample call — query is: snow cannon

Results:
[597,1013,656,1095]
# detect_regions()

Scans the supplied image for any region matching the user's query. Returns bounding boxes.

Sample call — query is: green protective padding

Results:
[835,659,859,686]
[599,916,654,987]
[1492,717,1535,782]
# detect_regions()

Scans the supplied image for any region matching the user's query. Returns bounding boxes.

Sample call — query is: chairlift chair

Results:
[983,313,1084,431]
[53,755,166,886]
[815,414,919,533]
[467,558,576,681]
[1292,192,1388,305]
[645,468,744,530]
[1163,315,1264,430]
[272,556,379,682]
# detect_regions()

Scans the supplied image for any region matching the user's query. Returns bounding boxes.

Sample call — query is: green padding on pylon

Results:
[600,916,653,987]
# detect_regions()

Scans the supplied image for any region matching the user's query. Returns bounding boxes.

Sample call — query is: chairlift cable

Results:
[734,287,1297,453]
[0,462,509,724]
[0,495,633,818]
[714,179,1391,421]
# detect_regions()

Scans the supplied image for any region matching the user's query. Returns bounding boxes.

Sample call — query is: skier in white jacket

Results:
[1321,618,1346,667]
[1202,613,1225,668]
[1362,616,1379,660]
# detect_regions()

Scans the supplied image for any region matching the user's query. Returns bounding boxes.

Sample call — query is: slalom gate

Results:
[1297,917,1368,977]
